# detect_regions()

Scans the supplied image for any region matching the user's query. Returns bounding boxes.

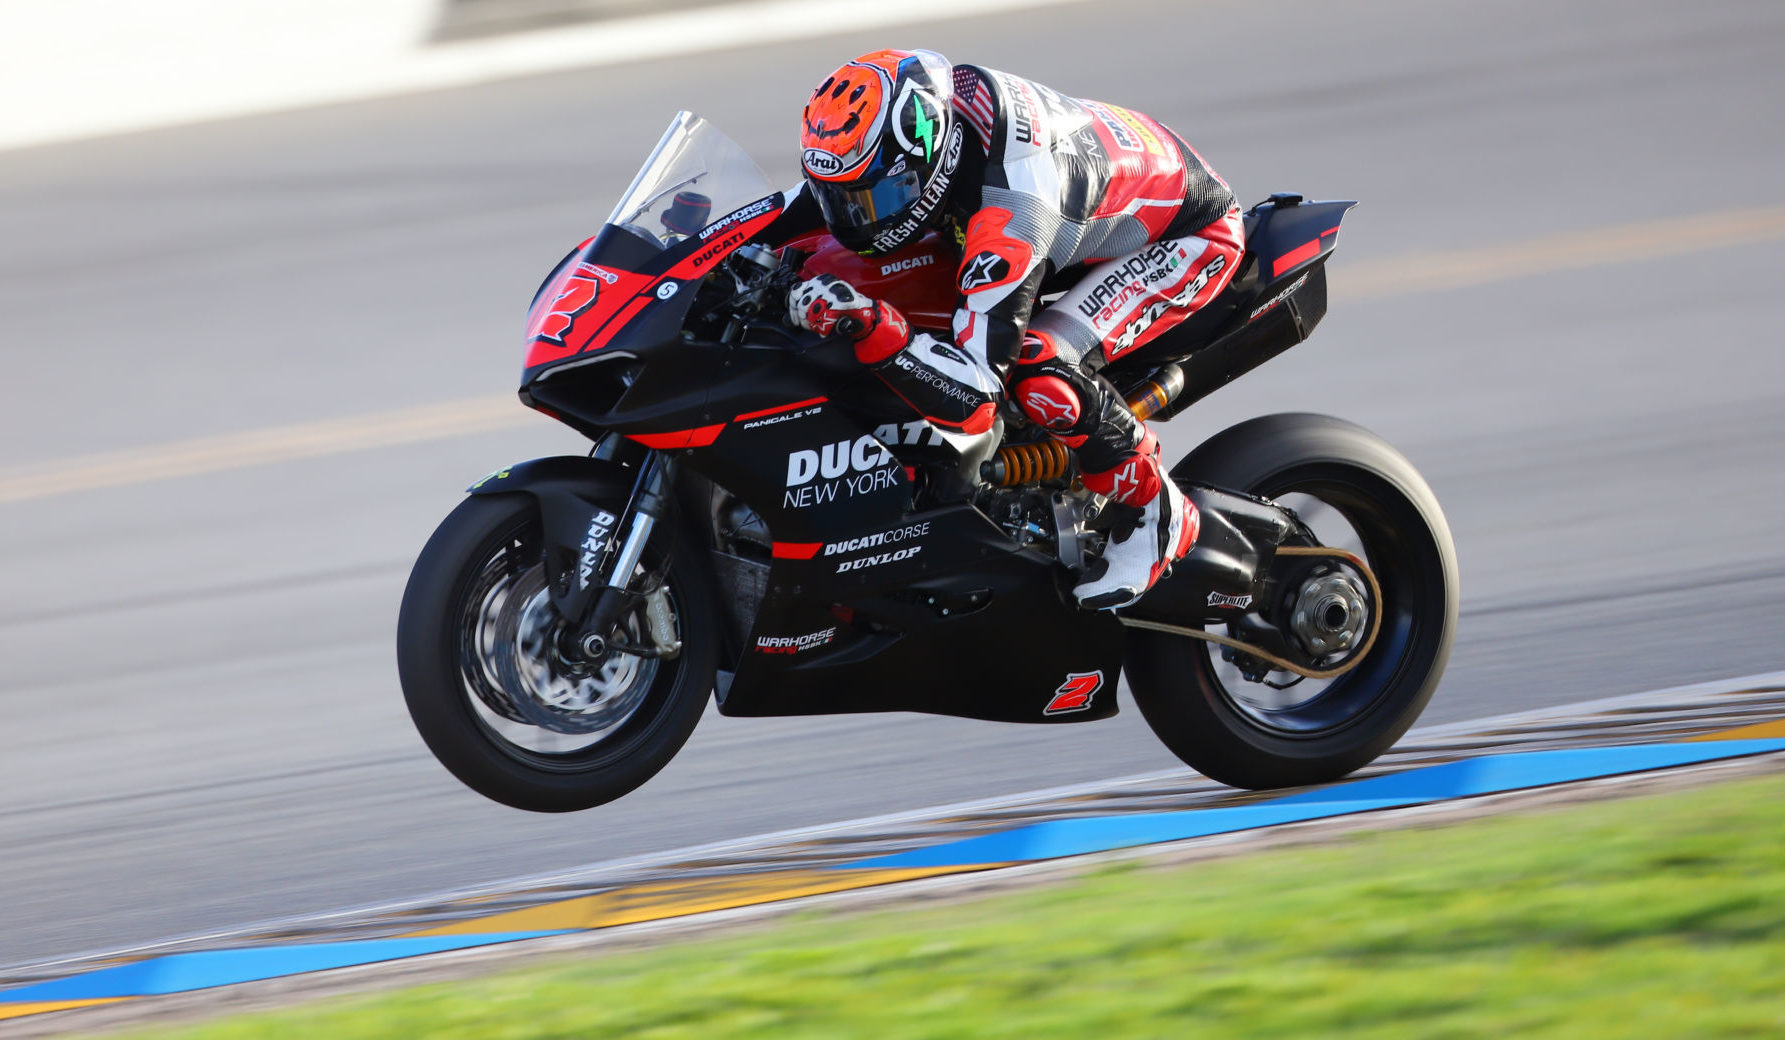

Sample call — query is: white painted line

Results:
[0,395,530,504]
[0,0,1090,153]
[14,668,1783,976]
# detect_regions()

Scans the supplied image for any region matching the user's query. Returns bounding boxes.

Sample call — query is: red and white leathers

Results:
[781,63,1244,609]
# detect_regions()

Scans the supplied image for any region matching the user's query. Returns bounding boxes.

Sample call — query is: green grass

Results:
[117,770,1785,1039]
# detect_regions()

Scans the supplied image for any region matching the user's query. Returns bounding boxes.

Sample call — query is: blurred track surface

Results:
[1,0,1781,966]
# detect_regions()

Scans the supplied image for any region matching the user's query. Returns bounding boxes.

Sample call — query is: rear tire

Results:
[397,494,717,812]
[1126,413,1458,789]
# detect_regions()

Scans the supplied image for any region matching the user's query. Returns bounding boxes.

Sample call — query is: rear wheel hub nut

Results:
[1291,572,1368,657]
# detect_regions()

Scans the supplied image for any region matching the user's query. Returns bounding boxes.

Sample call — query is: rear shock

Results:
[982,439,1072,486]
[1124,363,1186,422]
[981,363,1187,487]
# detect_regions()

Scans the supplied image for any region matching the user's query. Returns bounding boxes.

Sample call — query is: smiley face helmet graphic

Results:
[800,49,959,257]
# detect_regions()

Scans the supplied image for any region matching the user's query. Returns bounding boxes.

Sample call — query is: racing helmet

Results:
[800,49,961,257]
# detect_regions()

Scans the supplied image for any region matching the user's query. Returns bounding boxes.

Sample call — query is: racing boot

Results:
[1072,433,1200,610]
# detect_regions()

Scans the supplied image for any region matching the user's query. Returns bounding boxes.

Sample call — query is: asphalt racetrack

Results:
[1,0,1781,968]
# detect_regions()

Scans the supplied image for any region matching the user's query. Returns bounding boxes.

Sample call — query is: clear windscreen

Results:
[606,112,776,250]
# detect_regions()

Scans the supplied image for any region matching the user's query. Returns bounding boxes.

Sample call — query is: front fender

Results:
[467,456,640,620]
[468,455,633,498]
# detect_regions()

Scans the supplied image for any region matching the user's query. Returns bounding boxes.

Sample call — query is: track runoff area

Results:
[3,673,1782,1026]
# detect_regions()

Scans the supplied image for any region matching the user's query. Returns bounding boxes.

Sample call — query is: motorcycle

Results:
[397,112,1458,812]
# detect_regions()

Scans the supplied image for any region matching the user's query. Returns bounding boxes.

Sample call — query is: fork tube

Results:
[579,451,676,642]
[608,452,675,584]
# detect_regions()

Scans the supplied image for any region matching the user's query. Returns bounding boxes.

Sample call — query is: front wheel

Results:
[1126,413,1459,789]
[397,494,717,812]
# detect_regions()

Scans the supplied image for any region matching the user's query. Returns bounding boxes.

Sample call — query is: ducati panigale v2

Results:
[397,113,1459,812]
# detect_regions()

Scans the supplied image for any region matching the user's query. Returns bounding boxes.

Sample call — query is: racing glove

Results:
[787,274,910,363]
[789,274,998,435]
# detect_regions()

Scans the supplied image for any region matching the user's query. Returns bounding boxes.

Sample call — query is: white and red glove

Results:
[787,274,911,362]
[788,273,874,337]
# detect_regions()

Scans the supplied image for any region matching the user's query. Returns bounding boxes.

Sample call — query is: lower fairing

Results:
[714,503,1127,723]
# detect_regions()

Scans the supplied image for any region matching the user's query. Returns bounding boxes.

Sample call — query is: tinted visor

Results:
[810,165,921,226]
[812,167,924,242]
[808,137,947,255]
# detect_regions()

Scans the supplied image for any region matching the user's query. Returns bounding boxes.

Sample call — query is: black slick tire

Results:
[397,494,716,812]
[1126,413,1459,789]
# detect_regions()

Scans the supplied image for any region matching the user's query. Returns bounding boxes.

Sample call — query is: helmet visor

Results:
[810,165,925,249]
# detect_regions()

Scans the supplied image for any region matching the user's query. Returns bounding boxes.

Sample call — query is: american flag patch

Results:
[953,67,995,143]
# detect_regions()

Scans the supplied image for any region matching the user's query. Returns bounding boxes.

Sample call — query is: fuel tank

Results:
[788,230,960,333]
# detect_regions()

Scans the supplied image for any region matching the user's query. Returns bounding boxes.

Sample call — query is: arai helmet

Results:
[800,49,962,257]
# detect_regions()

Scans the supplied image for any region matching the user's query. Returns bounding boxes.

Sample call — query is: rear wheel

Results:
[397,494,716,811]
[1126,413,1458,789]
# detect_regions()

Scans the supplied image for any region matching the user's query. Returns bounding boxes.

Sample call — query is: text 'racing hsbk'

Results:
[396,113,1458,812]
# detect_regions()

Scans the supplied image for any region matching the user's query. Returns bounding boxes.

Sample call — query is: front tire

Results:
[397,494,717,812]
[1126,413,1459,789]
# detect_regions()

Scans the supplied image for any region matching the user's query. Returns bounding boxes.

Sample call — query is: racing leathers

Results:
[783,64,1245,609]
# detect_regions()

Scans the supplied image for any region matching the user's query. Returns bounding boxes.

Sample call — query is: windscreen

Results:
[607,112,777,251]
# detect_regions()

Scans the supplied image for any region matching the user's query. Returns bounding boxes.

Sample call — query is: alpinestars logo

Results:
[1044,671,1103,715]
[1023,387,1078,428]
[1108,254,1227,357]
[959,251,1010,292]
[1112,458,1144,500]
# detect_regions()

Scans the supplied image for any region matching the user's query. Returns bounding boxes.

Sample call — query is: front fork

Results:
[567,450,682,659]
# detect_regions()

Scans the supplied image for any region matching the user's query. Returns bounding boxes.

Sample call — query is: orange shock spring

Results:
[988,439,1072,486]
[988,365,1185,487]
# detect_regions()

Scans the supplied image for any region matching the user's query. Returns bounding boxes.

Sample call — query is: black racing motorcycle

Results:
[397,113,1458,812]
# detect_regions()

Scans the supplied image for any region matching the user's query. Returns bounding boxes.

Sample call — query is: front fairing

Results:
[519,112,784,390]
[520,227,669,374]
[518,192,787,439]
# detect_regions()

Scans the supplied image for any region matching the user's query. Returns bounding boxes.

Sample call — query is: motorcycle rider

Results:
[776,49,1244,609]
